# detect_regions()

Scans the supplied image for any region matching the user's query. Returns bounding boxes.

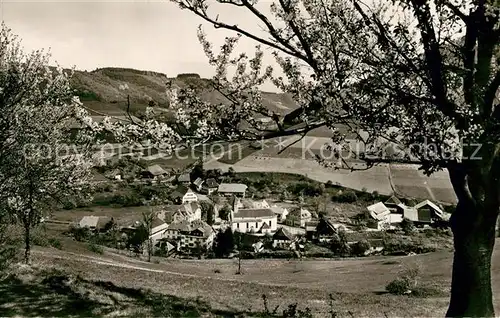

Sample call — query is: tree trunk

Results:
[446,202,497,317]
[24,224,30,264]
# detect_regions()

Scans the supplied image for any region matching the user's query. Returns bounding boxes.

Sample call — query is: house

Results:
[142,164,168,179]
[165,220,215,251]
[305,221,319,240]
[404,200,450,226]
[239,199,270,209]
[315,218,338,242]
[285,207,312,228]
[146,217,169,244]
[218,183,248,197]
[270,205,289,222]
[384,195,407,214]
[273,227,295,249]
[230,203,277,234]
[177,173,191,185]
[193,177,204,191]
[366,202,391,230]
[203,178,219,195]
[170,185,198,204]
[158,202,202,223]
[78,216,110,232]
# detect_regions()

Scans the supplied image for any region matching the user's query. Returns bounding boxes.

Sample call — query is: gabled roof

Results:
[178,173,191,183]
[146,164,167,176]
[170,185,191,198]
[151,217,166,229]
[79,216,99,228]
[233,208,275,219]
[193,177,204,187]
[413,200,445,218]
[205,178,218,188]
[167,220,191,231]
[270,206,287,215]
[288,207,311,219]
[273,227,293,241]
[218,183,248,193]
[316,218,337,235]
[367,202,391,220]
[181,202,200,215]
[385,195,402,206]
[403,208,419,222]
[258,222,270,233]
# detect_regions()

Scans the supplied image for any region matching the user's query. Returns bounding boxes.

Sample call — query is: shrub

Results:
[69,225,91,242]
[87,243,104,254]
[351,239,371,256]
[31,228,49,247]
[400,218,416,235]
[386,277,411,295]
[329,232,351,256]
[48,238,63,250]
[333,190,358,203]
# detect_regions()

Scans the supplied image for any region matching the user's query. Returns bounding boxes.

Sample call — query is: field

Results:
[8,239,498,317]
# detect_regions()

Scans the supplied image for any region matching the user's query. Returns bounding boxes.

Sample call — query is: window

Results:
[269,220,272,227]
[255,222,258,228]
[237,223,239,229]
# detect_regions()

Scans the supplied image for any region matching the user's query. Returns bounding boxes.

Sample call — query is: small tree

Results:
[218,205,232,221]
[214,227,234,258]
[401,218,416,235]
[142,211,154,262]
[330,231,351,257]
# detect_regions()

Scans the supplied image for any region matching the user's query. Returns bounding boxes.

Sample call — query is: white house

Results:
[285,207,312,228]
[366,202,391,230]
[230,203,277,234]
[164,220,215,251]
[170,185,198,204]
[270,205,289,222]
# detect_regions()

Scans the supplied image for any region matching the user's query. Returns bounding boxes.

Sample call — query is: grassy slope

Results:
[9,237,498,317]
[71,68,297,117]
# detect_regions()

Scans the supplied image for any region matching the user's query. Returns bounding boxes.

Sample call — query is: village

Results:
[72,161,453,261]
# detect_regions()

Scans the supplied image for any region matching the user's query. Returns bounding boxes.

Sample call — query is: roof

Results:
[79,216,99,228]
[273,227,293,241]
[146,164,167,176]
[385,195,403,206]
[151,217,166,229]
[288,207,311,219]
[233,208,275,219]
[316,218,337,235]
[270,206,287,215]
[181,202,200,215]
[367,202,391,220]
[218,183,248,193]
[180,220,213,238]
[205,178,218,188]
[259,222,270,232]
[167,220,191,231]
[178,173,191,183]
[193,177,204,187]
[170,185,191,198]
[413,200,445,218]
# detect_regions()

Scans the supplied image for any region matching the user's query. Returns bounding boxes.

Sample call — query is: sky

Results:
[0,0,280,91]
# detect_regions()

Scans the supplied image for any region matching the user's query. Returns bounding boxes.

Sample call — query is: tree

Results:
[218,205,232,221]
[200,200,214,223]
[142,211,154,262]
[119,0,496,313]
[0,24,96,263]
[214,227,234,258]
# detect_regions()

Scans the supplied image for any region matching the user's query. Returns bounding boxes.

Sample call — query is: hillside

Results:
[70,67,298,117]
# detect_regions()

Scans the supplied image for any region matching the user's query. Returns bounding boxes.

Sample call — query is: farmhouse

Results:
[366,202,391,230]
[272,227,295,249]
[192,177,204,191]
[230,204,277,234]
[203,178,219,195]
[384,195,407,214]
[177,173,191,185]
[218,183,248,197]
[239,199,271,209]
[142,164,167,179]
[170,185,198,204]
[158,202,202,223]
[285,207,312,228]
[403,200,449,227]
[270,205,289,222]
[315,218,338,242]
[78,216,110,232]
[165,220,214,251]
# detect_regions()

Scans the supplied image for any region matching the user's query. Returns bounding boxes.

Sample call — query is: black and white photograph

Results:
[0,0,498,316]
